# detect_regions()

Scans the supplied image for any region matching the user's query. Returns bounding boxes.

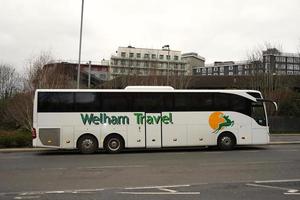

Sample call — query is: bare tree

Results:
[5,51,76,130]
[0,63,21,100]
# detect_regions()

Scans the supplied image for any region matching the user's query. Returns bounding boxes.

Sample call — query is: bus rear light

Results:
[32,128,37,139]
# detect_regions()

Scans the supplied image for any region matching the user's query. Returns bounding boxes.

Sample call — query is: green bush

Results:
[0,129,32,148]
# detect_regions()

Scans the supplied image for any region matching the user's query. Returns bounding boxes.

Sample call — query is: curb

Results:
[0,148,56,153]
[269,141,300,145]
[1,142,300,153]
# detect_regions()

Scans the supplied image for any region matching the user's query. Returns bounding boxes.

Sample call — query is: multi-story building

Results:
[194,61,252,76]
[181,52,205,75]
[263,48,300,75]
[110,46,187,79]
[194,48,300,76]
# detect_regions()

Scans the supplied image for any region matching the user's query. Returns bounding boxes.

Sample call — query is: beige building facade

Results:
[110,46,187,79]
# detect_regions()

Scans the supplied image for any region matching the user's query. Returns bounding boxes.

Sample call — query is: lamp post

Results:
[162,45,170,84]
[77,0,84,89]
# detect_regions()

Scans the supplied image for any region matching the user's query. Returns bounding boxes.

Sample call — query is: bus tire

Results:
[217,132,236,151]
[77,134,98,154]
[104,134,124,154]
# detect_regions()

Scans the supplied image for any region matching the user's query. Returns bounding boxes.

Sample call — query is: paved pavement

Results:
[270,134,300,143]
[0,144,299,200]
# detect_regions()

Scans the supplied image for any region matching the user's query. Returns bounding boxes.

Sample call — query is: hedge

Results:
[0,130,32,148]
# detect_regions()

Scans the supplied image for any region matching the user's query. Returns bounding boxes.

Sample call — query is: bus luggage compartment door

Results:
[145,113,162,148]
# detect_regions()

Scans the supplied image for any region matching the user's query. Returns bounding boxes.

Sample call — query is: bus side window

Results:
[230,95,251,116]
[38,92,74,112]
[132,93,164,112]
[75,92,99,112]
[251,102,266,126]
[214,93,230,111]
[101,92,131,112]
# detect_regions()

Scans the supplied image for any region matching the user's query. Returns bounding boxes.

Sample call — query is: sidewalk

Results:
[0,134,299,153]
[270,134,300,144]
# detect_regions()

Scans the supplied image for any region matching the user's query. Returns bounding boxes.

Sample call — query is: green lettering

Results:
[81,114,93,125]
[134,113,144,124]
[111,116,118,125]
[146,116,154,124]
[93,116,100,125]
[153,115,161,124]
[118,116,129,125]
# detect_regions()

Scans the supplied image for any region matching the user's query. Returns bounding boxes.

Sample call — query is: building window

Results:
[129,53,134,58]
[151,54,156,59]
[114,60,118,65]
[287,64,293,70]
[229,66,233,70]
[144,54,149,59]
[174,64,178,69]
[180,65,185,70]
[121,52,126,57]
[174,56,179,60]
[144,62,149,67]
[159,55,164,59]
[166,55,171,60]
[220,67,224,72]
[229,72,233,75]
[121,60,125,65]
[137,53,141,58]
[287,57,294,63]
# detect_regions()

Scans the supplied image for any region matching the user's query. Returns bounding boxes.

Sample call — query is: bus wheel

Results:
[78,135,98,154]
[104,135,124,154]
[217,133,236,150]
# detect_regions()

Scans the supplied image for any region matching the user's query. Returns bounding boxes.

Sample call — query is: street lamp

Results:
[77,0,84,89]
[162,45,170,84]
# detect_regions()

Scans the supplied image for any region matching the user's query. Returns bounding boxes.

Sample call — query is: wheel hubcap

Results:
[82,139,93,149]
[221,136,232,146]
[109,139,120,151]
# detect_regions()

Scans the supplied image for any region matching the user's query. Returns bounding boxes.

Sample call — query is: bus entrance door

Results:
[145,113,162,148]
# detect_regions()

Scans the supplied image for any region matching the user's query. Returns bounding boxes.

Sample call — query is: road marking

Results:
[14,196,40,199]
[284,192,300,195]
[125,184,190,190]
[121,184,200,195]
[246,183,295,191]
[119,192,200,195]
[255,179,300,183]
[41,167,66,170]
[78,165,146,169]
[159,188,177,193]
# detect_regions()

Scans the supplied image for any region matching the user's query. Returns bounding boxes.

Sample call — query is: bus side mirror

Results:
[257,99,278,112]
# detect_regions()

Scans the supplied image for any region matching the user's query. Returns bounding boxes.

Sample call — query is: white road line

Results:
[246,183,296,191]
[119,192,200,195]
[284,193,300,195]
[78,165,146,169]
[159,188,177,193]
[41,167,66,170]
[125,184,190,190]
[14,196,40,199]
[255,179,300,183]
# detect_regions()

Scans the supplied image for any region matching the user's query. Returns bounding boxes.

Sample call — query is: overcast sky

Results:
[1,0,300,70]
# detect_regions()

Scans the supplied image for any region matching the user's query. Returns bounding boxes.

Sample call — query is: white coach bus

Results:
[32,86,277,153]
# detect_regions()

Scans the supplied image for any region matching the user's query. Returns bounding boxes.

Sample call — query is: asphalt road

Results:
[0,144,300,200]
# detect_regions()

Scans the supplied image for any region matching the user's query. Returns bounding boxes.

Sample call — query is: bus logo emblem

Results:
[209,112,234,133]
